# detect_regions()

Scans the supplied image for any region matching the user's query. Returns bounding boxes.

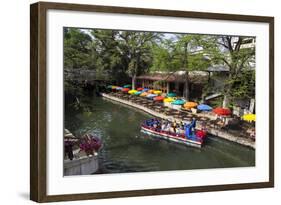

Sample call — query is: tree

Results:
[201,36,255,107]
[90,30,125,83]
[63,28,93,69]
[119,31,160,89]
[151,34,210,100]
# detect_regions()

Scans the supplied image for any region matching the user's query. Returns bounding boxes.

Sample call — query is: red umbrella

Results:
[213,107,231,116]
[122,88,130,92]
[137,87,143,91]
[153,96,164,101]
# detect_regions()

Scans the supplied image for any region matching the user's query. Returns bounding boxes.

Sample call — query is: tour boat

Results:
[141,119,207,148]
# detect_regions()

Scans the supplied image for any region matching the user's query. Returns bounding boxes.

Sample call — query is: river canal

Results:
[65,92,255,174]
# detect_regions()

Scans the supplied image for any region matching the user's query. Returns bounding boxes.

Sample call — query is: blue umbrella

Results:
[197,104,212,111]
[116,87,123,91]
[143,88,149,92]
[146,94,157,99]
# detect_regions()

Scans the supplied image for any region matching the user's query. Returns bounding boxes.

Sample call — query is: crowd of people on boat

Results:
[144,118,204,137]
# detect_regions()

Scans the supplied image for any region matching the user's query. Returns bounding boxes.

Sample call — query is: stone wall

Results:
[64,155,99,176]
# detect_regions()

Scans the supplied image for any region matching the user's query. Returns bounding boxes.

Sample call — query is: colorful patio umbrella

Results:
[137,87,144,91]
[128,89,137,94]
[153,96,164,101]
[213,107,231,116]
[111,86,118,90]
[242,114,256,122]
[143,88,149,92]
[122,88,130,92]
[163,97,175,103]
[116,87,123,91]
[134,91,142,95]
[147,94,157,99]
[184,102,198,109]
[153,90,162,95]
[123,84,131,88]
[167,92,177,97]
[106,85,113,89]
[197,104,212,111]
[171,99,185,105]
[140,92,148,97]
[148,89,155,94]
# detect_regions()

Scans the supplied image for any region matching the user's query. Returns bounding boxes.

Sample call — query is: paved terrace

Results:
[101,92,255,149]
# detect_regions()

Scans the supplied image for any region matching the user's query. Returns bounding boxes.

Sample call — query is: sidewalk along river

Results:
[65,93,255,174]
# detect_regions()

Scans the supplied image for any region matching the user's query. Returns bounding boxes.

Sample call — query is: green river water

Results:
[65,93,255,174]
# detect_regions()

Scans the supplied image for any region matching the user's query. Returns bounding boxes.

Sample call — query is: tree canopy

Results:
[64,28,255,105]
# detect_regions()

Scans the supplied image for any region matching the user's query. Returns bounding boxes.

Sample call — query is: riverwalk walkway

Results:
[101,92,255,149]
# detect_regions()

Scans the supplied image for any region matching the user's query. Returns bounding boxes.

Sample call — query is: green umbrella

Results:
[167,92,177,97]
[123,84,131,88]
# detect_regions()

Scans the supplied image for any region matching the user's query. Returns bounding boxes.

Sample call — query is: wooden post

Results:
[249,98,255,113]
[167,82,170,93]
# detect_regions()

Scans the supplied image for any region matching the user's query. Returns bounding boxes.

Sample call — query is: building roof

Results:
[136,71,209,84]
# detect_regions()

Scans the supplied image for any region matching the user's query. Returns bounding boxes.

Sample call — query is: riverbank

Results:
[101,92,255,149]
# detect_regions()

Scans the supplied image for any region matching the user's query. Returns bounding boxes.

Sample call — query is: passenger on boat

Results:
[180,121,185,130]
[172,121,177,133]
[165,122,171,132]
[176,127,181,135]
[161,120,167,131]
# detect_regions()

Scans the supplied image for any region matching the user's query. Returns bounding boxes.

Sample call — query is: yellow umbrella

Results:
[163,97,175,103]
[153,90,162,95]
[242,114,256,122]
[140,92,148,97]
[184,102,198,109]
[148,89,154,94]
[128,89,137,95]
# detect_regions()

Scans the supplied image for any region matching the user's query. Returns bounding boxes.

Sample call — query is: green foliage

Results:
[64,28,93,69]
[63,28,255,105]
[200,36,255,105]
[150,34,210,72]
[227,69,255,100]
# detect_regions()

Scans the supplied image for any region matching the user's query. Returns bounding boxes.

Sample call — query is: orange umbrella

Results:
[184,102,198,109]
[140,92,148,97]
